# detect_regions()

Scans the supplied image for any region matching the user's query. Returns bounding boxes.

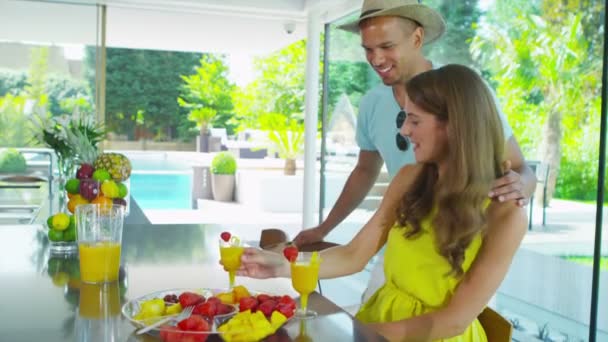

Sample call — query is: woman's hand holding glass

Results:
[220,247,290,279]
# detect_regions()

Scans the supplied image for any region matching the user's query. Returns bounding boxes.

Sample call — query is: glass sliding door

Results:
[321,0,608,339]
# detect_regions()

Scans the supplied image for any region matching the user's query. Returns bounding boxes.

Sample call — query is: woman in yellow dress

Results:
[231,64,527,341]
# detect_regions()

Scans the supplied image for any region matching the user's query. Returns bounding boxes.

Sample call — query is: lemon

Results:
[52,272,70,287]
[52,213,70,231]
[101,180,119,198]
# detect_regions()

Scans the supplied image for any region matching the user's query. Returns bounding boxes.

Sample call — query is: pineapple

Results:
[64,127,99,165]
[94,153,132,182]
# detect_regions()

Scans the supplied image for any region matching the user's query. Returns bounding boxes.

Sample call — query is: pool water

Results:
[129,172,192,209]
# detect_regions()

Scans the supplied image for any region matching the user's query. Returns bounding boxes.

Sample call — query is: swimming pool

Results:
[129,172,192,210]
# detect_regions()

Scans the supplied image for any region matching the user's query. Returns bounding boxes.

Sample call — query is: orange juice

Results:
[220,246,244,287]
[291,262,319,296]
[79,241,121,283]
[291,261,319,312]
[79,282,120,319]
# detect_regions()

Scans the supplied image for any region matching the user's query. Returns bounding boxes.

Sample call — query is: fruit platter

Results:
[122,285,297,342]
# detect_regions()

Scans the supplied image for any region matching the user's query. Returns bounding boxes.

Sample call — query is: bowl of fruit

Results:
[122,285,296,342]
[44,212,78,254]
[66,153,131,216]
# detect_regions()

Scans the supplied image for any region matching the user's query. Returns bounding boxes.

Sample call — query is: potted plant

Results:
[259,113,305,175]
[186,107,217,153]
[210,151,237,202]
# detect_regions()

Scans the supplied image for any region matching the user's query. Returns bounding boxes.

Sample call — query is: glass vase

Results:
[55,153,76,212]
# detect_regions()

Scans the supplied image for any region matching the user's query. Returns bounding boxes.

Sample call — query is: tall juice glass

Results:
[76,204,125,284]
[291,252,320,319]
[219,237,244,288]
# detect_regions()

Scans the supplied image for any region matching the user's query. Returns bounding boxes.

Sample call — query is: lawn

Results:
[564,256,608,270]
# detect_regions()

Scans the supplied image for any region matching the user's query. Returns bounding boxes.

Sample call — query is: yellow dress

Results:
[356,209,488,341]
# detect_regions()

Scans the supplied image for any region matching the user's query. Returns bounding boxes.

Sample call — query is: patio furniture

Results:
[478,306,513,342]
[527,160,551,230]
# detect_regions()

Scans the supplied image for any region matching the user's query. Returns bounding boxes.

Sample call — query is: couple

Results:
[224,2,528,341]
[228,64,526,341]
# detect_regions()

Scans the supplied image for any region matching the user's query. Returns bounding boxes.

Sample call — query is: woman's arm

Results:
[235,164,420,280]
[370,201,527,341]
[317,164,420,279]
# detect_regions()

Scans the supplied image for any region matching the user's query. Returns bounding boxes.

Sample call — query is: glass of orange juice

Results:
[75,204,125,284]
[291,252,321,319]
[219,232,244,288]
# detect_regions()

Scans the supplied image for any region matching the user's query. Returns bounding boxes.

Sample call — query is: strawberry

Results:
[216,303,234,315]
[276,302,295,318]
[220,231,231,242]
[193,301,217,318]
[206,296,222,306]
[258,299,277,317]
[256,294,272,303]
[283,245,299,262]
[278,295,297,310]
[239,296,258,312]
[159,325,183,342]
[179,292,205,308]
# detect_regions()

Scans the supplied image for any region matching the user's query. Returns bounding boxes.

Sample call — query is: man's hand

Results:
[293,226,327,247]
[489,160,529,207]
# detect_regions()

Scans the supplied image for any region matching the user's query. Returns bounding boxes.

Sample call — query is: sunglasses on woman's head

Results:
[395,110,409,151]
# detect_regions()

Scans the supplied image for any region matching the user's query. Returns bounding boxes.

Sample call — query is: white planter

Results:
[211,174,235,202]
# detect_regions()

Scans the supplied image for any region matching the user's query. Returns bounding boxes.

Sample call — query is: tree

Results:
[24,47,49,111]
[233,40,307,129]
[178,54,235,136]
[84,47,201,141]
[424,0,481,66]
[472,12,600,202]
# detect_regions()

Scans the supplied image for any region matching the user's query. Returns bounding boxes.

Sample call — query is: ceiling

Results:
[1,0,361,55]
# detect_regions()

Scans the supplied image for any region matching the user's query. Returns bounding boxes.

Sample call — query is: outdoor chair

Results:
[478,306,513,341]
[527,160,551,230]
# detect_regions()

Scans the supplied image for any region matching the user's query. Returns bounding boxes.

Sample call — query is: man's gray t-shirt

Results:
[355,83,513,178]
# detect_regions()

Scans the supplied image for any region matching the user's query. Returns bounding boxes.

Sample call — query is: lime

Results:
[48,229,64,242]
[92,169,112,182]
[64,222,77,242]
[47,257,63,276]
[117,182,128,198]
[65,178,81,194]
[52,213,70,231]
[46,215,55,230]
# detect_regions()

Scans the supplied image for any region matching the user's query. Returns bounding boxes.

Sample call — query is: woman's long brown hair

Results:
[396,64,505,277]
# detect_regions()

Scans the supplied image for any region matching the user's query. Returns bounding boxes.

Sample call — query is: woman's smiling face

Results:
[400,95,449,164]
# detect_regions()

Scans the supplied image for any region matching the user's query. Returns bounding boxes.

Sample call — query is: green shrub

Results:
[211,152,237,175]
[0,148,27,173]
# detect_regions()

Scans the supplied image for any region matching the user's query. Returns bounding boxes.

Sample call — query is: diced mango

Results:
[217,291,236,304]
[232,285,251,302]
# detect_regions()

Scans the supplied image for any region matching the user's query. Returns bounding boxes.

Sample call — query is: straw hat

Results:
[339,0,446,45]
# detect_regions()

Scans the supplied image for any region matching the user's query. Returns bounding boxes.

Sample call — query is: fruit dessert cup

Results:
[283,246,321,319]
[219,232,245,289]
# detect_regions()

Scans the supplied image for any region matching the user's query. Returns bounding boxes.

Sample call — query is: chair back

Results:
[478,307,513,342]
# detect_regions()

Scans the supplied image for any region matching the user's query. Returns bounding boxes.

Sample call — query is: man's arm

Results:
[490,136,537,206]
[293,150,383,245]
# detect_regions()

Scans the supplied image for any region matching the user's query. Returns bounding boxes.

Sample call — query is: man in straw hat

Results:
[294,0,536,297]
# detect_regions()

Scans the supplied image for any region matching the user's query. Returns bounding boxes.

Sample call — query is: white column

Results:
[302,6,321,229]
